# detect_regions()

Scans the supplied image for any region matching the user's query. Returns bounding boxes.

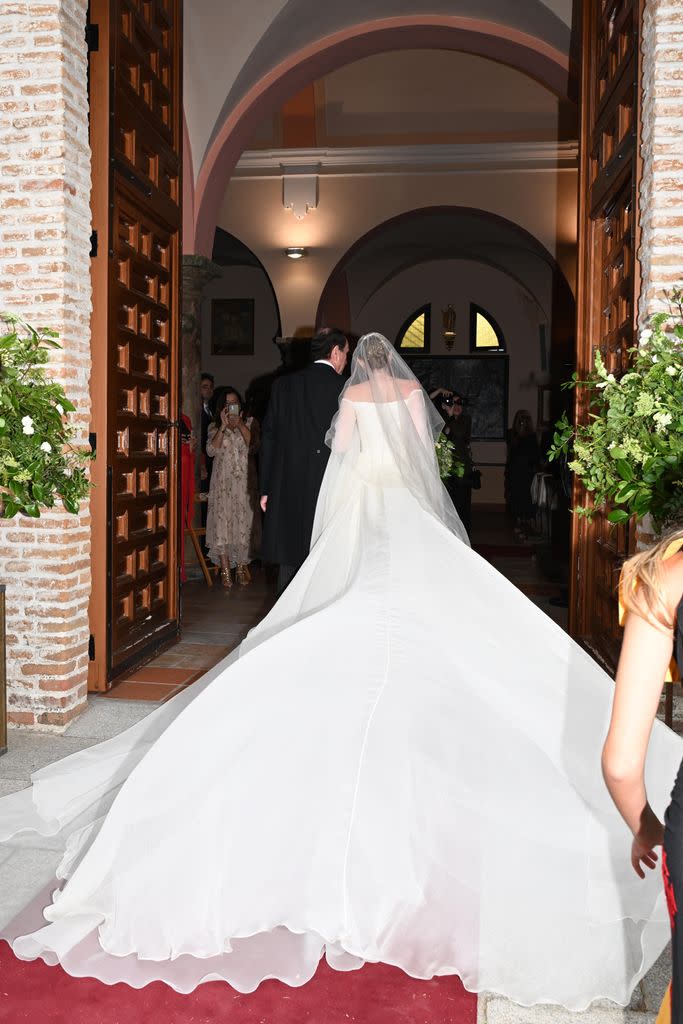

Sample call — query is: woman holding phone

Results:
[206,386,260,587]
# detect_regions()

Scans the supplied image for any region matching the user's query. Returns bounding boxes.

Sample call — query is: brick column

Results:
[639,0,683,320]
[181,255,221,451]
[0,0,92,730]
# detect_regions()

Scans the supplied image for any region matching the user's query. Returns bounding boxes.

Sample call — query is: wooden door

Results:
[89,0,182,687]
[570,0,640,671]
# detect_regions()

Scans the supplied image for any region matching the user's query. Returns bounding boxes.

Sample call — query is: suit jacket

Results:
[260,362,344,567]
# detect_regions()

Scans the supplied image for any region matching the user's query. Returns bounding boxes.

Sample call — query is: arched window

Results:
[470,304,505,352]
[396,304,431,352]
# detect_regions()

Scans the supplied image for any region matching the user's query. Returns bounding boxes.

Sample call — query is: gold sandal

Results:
[220,566,233,589]
[236,564,250,586]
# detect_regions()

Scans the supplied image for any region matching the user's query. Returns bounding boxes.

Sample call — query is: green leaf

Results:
[615,459,634,481]
[607,508,630,524]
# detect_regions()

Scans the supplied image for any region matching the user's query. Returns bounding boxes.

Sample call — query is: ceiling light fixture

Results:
[285,246,307,260]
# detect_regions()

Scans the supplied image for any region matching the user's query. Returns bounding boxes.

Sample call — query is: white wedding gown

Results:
[0,379,682,1011]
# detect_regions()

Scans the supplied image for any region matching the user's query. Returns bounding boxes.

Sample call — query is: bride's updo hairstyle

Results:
[361,333,391,371]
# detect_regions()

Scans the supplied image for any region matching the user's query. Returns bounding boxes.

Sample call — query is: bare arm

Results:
[602,557,682,875]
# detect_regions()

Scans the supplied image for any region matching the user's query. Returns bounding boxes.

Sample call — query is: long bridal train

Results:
[0,334,681,1010]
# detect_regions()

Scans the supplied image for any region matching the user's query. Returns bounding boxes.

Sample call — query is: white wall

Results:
[200,265,281,398]
[322,50,562,141]
[217,167,578,337]
[356,259,550,503]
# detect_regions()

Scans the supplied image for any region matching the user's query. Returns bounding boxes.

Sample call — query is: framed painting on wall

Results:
[211,299,255,356]
[405,354,508,440]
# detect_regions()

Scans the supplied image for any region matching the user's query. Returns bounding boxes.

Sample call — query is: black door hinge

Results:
[88,431,97,454]
[85,22,99,53]
[90,229,98,258]
[88,634,96,661]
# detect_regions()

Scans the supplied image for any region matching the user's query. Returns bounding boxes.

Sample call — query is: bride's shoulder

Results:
[399,381,422,400]
[343,383,369,402]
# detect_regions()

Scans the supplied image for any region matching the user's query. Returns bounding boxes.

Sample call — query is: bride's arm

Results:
[331,398,356,454]
[406,388,431,446]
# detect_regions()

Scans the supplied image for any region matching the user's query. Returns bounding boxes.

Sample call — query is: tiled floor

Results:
[105,572,277,700]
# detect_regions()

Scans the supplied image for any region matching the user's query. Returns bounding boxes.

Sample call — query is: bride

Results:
[0,333,681,1009]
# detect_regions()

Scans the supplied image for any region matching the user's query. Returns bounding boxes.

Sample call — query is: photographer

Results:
[205,387,260,588]
[430,387,474,535]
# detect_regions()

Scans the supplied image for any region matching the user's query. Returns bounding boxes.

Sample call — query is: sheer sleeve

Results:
[406,389,431,448]
[331,398,357,454]
[206,424,219,458]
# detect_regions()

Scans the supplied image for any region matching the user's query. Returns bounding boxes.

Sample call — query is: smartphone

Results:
[227,403,240,416]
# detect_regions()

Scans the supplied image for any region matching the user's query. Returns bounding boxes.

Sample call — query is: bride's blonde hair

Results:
[620,525,683,628]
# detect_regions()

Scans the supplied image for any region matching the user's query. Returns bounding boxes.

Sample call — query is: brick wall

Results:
[0,0,91,730]
[639,0,683,320]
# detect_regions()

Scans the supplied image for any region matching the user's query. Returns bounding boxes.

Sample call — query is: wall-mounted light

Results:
[285,247,307,260]
[442,304,456,350]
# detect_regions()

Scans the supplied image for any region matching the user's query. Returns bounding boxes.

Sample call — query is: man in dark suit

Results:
[260,327,349,590]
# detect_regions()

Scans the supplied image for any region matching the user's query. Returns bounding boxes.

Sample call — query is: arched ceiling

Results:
[318,208,573,324]
[185,0,577,176]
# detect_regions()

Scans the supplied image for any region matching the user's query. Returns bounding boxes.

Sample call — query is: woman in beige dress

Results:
[206,386,260,588]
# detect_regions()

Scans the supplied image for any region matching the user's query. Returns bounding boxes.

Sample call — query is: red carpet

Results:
[0,943,477,1024]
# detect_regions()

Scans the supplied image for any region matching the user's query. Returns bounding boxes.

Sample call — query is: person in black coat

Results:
[260,327,349,590]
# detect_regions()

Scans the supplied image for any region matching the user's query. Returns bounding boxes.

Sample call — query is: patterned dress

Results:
[205,418,259,568]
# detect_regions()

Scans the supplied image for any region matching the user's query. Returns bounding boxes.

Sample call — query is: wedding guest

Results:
[206,387,260,588]
[430,387,473,534]
[505,409,539,539]
[260,327,348,591]
[603,529,683,1024]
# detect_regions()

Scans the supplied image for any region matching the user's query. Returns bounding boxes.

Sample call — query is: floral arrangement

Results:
[0,314,91,518]
[548,288,683,528]
[435,434,465,481]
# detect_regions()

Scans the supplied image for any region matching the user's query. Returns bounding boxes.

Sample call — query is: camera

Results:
[442,394,455,407]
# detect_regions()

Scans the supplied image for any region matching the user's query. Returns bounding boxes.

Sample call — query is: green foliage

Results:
[435,433,465,481]
[0,314,91,519]
[548,288,683,530]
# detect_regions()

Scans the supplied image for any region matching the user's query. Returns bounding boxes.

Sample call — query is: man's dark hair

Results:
[201,372,214,384]
[310,327,347,362]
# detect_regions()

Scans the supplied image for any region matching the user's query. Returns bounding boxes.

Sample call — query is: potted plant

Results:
[548,288,683,531]
[0,313,92,753]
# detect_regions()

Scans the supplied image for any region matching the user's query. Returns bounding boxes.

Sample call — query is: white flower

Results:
[596,381,608,389]
[652,354,659,363]
[21,415,34,436]
[640,329,653,342]
[40,441,52,453]
[608,441,617,450]
[606,373,616,383]
[653,411,673,431]
[55,403,64,416]
[666,366,677,376]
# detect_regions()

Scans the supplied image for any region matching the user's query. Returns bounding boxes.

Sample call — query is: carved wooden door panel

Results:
[89,0,182,684]
[570,0,640,671]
